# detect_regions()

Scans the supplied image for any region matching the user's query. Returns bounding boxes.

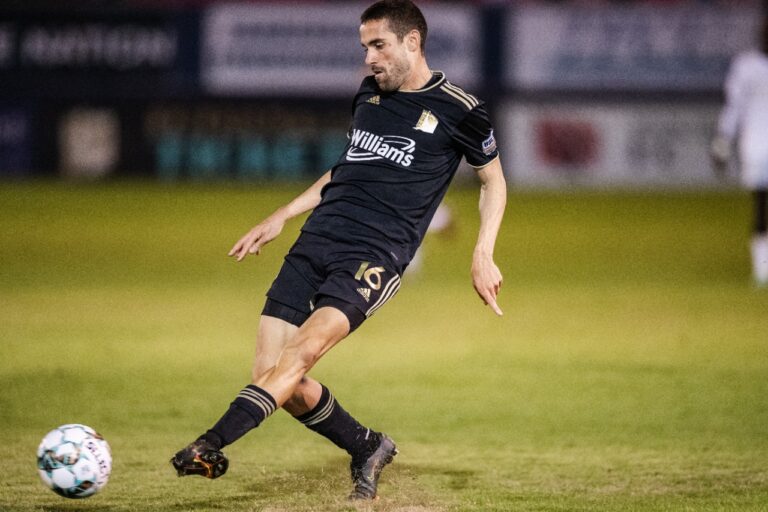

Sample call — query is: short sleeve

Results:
[452,104,499,168]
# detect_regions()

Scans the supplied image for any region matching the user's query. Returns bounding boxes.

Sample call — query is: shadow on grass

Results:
[41,505,119,512]
[413,467,477,491]
[162,459,449,512]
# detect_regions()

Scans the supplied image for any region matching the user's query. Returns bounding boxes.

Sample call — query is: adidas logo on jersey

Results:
[367,95,380,105]
[356,287,371,302]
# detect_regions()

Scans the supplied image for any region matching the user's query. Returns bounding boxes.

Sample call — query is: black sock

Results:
[294,384,381,461]
[201,384,277,449]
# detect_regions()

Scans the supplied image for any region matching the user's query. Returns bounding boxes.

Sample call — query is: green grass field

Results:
[1,182,767,511]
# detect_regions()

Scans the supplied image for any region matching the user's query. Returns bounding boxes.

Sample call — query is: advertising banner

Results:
[201,3,481,96]
[0,11,197,98]
[141,101,351,181]
[0,107,33,177]
[59,108,120,179]
[507,5,761,91]
[500,102,723,188]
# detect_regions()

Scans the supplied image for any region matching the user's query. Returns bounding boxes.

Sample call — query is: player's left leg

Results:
[284,377,396,500]
[284,378,384,466]
[751,188,768,286]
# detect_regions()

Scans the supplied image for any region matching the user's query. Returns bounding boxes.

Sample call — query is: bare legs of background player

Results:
[406,203,454,276]
[710,142,768,287]
[752,189,768,287]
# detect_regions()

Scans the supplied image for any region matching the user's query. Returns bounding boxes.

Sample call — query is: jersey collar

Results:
[399,71,445,93]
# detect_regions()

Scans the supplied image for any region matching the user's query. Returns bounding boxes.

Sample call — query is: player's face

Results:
[360,19,411,92]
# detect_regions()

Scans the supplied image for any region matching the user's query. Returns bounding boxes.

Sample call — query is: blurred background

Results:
[0,0,763,188]
[3,4,768,509]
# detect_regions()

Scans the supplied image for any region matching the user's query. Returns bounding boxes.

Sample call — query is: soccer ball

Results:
[36,424,112,499]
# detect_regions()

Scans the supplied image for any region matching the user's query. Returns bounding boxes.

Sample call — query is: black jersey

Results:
[301,71,499,272]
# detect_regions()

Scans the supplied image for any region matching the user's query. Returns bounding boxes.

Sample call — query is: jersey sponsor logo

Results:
[482,129,497,155]
[347,128,415,167]
[414,109,439,134]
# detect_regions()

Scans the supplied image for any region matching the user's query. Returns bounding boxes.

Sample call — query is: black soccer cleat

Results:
[170,439,229,479]
[349,434,398,500]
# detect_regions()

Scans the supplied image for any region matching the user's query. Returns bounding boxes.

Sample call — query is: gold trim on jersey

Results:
[444,81,479,105]
[440,81,479,111]
[399,70,446,93]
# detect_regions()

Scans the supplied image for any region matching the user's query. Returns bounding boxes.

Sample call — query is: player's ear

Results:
[406,29,420,53]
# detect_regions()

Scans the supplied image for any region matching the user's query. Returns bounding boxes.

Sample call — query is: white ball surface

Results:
[36,424,111,499]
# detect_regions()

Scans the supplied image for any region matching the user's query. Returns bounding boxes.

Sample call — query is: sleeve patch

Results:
[482,130,497,156]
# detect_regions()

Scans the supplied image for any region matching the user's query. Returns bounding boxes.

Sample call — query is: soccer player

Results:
[170,0,506,500]
[712,16,768,287]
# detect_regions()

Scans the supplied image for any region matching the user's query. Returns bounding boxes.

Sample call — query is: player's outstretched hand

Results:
[228,215,285,261]
[471,251,503,316]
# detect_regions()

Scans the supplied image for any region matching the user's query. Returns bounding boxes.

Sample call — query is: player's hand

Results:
[471,251,503,316]
[228,215,286,261]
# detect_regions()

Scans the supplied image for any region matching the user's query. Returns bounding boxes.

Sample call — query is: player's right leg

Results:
[169,315,294,479]
[170,234,320,478]
[170,438,228,479]
[170,311,327,479]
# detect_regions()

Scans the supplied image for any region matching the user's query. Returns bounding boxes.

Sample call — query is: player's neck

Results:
[399,60,433,92]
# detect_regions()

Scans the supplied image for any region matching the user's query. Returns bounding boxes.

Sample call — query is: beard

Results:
[373,58,411,92]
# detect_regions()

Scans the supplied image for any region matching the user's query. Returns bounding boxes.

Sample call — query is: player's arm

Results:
[228,170,332,261]
[472,157,506,316]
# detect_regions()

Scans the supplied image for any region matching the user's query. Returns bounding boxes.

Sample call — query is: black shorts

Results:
[262,232,402,332]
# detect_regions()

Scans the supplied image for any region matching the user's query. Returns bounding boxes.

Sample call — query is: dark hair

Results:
[361,0,428,53]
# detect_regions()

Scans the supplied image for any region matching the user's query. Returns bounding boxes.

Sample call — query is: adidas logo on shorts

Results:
[356,287,371,302]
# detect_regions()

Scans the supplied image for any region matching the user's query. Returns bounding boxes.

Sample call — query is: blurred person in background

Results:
[170,0,506,501]
[712,15,768,287]
[406,203,455,276]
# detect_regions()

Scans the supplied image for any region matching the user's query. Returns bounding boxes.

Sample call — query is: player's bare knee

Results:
[283,379,310,407]
[282,393,302,411]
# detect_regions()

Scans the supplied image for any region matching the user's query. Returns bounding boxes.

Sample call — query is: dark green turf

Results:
[1,182,766,511]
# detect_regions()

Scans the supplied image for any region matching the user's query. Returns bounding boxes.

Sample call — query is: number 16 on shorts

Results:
[354,261,401,317]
